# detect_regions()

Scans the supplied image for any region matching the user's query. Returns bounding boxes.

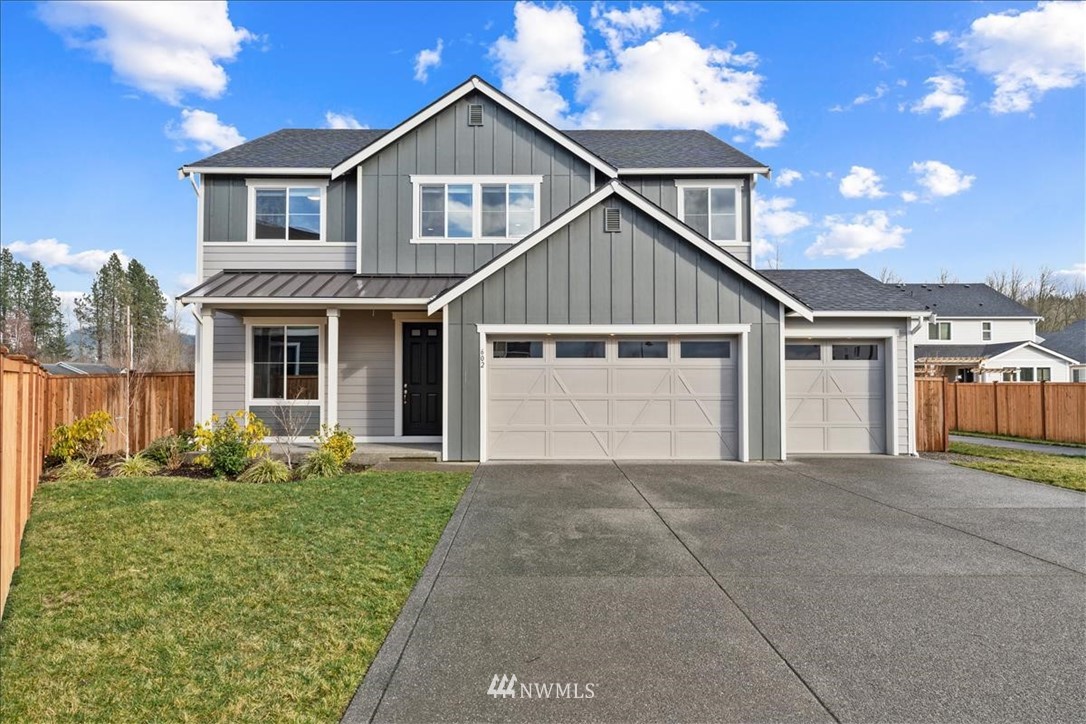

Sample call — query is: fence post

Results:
[1040,381,1047,442]
[992,380,999,436]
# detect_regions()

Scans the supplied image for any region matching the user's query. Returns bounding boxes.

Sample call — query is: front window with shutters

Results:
[412,176,542,242]
[676,180,743,243]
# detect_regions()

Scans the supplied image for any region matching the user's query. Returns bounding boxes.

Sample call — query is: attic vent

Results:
[467,104,484,126]
[603,207,621,233]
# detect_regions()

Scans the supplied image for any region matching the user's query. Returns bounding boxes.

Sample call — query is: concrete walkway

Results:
[342,457,1084,723]
[950,433,1086,457]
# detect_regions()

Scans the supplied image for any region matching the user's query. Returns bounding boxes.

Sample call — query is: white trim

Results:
[197,306,214,423]
[354,435,443,444]
[619,167,770,176]
[409,175,543,244]
[182,166,331,176]
[790,310,933,318]
[195,174,204,282]
[442,313,450,462]
[675,178,744,245]
[243,320,325,419]
[923,315,1043,321]
[889,333,899,456]
[475,324,751,463]
[986,341,1079,366]
[182,297,431,307]
[476,323,751,336]
[203,242,354,247]
[393,311,442,438]
[330,76,618,179]
[356,165,363,275]
[326,309,339,426]
[428,181,813,320]
[778,302,786,461]
[907,317,919,456]
[589,166,596,192]
[245,180,329,243]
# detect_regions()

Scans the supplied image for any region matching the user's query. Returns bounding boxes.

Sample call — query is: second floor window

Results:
[676,181,741,243]
[982,321,992,341]
[413,176,541,242]
[249,182,325,241]
[928,322,952,340]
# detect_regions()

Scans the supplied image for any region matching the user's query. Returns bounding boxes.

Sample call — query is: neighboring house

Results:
[42,361,123,376]
[1040,320,1086,382]
[902,283,1076,382]
[178,76,932,461]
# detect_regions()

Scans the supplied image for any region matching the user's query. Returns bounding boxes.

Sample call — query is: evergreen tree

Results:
[1,248,31,353]
[26,261,69,360]
[125,259,167,353]
[76,253,129,363]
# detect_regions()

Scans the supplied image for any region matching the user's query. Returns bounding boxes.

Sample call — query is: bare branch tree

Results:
[268,388,315,469]
[878,267,903,284]
[935,268,958,284]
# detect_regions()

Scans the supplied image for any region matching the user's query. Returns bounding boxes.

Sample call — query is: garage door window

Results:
[785,344,821,361]
[680,340,731,358]
[493,340,542,359]
[618,340,668,358]
[556,340,606,358]
[832,344,879,361]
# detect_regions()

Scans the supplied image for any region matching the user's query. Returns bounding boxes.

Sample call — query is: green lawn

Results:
[950,442,1086,492]
[952,430,1086,449]
[0,471,471,722]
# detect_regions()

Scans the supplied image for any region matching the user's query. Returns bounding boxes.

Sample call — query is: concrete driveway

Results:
[344,458,1086,723]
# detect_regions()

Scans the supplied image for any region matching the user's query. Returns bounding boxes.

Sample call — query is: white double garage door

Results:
[487,335,739,460]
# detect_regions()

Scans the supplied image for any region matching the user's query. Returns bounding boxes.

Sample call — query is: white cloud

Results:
[165,108,244,152]
[957,1,1085,114]
[414,38,444,83]
[755,196,811,237]
[491,2,788,147]
[931,30,952,45]
[911,75,968,120]
[806,211,910,260]
[7,238,127,274]
[592,4,663,55]
[324,111,366,130]
[39,0,254,105]
[774,168,803,187]
[54,290,83,318]
[901,191,919,203]
[839,166,888,199]
[910,160,975,197]
[663,1,705,19]
[1055,262,1086,278]
[853,82,888,105]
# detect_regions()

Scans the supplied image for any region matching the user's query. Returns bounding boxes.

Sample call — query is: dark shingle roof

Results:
[185,128,766,172]
[760,269,928,313]
[178,271,464,301]
[564,130,766,170]
[1041,320,1085,363]
[186,129,388,169]
[915,342,1029,361]
[898,283,1037,318]
[43,362,123,376]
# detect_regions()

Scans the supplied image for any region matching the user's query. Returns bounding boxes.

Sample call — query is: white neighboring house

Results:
[1040,320,1086,382]
[902,283,1076,382]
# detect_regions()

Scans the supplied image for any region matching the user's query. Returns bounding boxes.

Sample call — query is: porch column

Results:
[198,306,214,423]
[326,308,340,426]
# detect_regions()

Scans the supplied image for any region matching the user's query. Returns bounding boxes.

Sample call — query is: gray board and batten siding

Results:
[444,194,783,462]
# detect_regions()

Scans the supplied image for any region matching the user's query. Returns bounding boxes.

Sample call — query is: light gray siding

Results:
[621,174,753,265]
[211,311,245,416]
[338,311,395,436]
[444,195,783,461]
[358,91,593,275]
[201,174,357,280]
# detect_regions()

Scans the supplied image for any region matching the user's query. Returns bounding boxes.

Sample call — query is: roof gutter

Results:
[617,166,771,178]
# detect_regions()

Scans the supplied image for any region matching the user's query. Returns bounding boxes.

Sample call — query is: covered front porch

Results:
[179,271,463,444]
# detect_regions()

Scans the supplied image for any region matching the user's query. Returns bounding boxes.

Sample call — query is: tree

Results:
[878,267,903,284]
[26,262,68,360]
[1,248,30,351]
[76,253,129,363]
[125,259,166,353]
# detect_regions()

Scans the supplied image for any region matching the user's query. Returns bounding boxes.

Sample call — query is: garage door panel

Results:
[825,368,883,395]
[551,430,610,458]
[826,397,884,424]
[675,368,737,396]
[827,426,885,454]
[787,397,827,424]
[613,368,672,394]
[613,399,672,426]
[552,368,609,395]
[490,399,546,426]
[489,430,547,459]
[788,369,826,395]
[676,431,734,459]
[552,399,609,426]
[674,398,735,427]
[490,368,546,395]
[612,430,673,459]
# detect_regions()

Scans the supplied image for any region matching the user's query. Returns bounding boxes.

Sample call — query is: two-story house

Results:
[178,76,932,461]
[903,283,1076,382]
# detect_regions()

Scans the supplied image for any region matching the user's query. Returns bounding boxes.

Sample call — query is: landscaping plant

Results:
[110,454,161,478]
[193,411,269,477]
[141,429,195,470]
[52,459,98,482]
[49,410,113,465]
[298,448,344,480]
[238,456,293,484]
[314,423,356,466]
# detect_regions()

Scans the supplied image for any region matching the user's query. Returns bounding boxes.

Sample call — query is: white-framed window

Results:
[246,180,328,242]
[928,322,952,340]
[675,179,743,244]
[250,324,322,403]
[982,321,992,341]
[411,175,542,243]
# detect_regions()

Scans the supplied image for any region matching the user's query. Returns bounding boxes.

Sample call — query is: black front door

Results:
[402,323,442,436]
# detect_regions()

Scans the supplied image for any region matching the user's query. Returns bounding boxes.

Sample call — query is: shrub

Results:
[314,424,355,466]
[238,456,293,484]
[298,449,344,480]
[193,412,269,477]
[50,411,113,464]
[53,459,98,482]
[111,454,161,478]
[142,430,195,470]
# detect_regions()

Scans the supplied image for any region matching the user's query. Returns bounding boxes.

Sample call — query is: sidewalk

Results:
[949,434,1086,457]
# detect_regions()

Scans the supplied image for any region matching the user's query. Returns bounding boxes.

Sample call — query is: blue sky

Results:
[1,0,1083,318]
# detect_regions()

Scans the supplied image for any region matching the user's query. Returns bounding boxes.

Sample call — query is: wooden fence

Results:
[915,378,1086,451]
[1,347,194,616]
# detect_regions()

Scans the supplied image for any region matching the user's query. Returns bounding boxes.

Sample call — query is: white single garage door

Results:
[785,340,886,454]
[487,336,738,460]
